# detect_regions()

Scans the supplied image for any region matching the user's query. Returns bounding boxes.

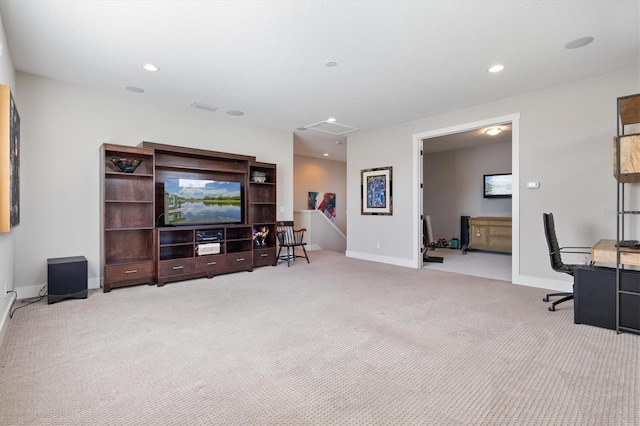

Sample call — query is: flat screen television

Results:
[484,173,512,198]
[164,177,242,226]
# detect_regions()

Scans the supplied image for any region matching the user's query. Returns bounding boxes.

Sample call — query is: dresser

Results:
[467,216,512,253]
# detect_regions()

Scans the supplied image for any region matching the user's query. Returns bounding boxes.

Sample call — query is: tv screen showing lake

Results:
[164,178,242,225]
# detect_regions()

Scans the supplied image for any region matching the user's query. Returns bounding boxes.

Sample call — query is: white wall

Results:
[293,155,346,235]
[14,72,294,297]
[0,13,16,343]
[348,67,640,291]
[424,140,511,240]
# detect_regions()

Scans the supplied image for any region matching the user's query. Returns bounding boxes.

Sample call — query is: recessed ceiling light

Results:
[142,63,159,72]
[488,64,504,73]
[326,117,337,123]
[325,61,338,67]
[485,127,502,136]
[565,36,594,49]
[125,86,144,93]
[335,141,342,145]
[296,127,307,131]
[227,110,244,116]
[323,153,329,156]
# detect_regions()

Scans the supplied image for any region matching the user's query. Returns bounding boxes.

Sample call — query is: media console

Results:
[467,216,512,253]
[157,225,254,286]
[100,142,276,291]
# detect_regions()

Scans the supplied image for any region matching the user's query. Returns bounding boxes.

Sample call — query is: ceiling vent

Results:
[190,102,218,113]
[304,120,359,136]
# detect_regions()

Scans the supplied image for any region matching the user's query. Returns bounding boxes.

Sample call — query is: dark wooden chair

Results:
[275,221,310,267]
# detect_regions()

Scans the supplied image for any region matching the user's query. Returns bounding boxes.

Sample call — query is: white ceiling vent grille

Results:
[304,120,359,136]
[190,102,218,112]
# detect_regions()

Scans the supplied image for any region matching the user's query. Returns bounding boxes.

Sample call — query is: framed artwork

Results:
[308,192,336,222]
[0,84,20,232]
[361,166,392,215]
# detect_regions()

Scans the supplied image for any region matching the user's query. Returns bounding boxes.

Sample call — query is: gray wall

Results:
[424,140,511,241]
[0,11,16,341]
[347,67,639,292]
[13,72,294,297]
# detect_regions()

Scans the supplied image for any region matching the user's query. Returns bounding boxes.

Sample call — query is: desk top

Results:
[591,239,640,266]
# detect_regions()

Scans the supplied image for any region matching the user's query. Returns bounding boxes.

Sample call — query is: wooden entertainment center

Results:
[100,142,276,291]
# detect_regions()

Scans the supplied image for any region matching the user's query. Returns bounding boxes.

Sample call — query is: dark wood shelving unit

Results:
[101,142,278,289]
[249,162,277,266]
[101,144,155,292]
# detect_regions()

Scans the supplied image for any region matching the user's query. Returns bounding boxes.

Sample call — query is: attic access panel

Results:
[304,120,359,136]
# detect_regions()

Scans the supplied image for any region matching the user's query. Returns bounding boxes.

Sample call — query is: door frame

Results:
[412,113,520,281]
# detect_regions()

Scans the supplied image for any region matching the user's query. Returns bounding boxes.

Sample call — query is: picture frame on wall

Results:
[361,166,392,215]
[0,84,20,232]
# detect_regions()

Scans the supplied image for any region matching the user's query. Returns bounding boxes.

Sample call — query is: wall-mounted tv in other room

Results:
[484,173,512,198]
[164,177,242,226]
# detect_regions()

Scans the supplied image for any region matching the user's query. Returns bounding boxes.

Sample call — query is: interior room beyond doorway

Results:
[422,122,513,281]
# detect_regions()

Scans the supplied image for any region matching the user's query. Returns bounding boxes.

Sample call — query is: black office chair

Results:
[542,212,591,311]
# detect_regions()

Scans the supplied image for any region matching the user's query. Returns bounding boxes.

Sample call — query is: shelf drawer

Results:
[159,258,194,277]
[105,262,153,283]
[620,272,640,293]
[253,248,276,266]
[489,226,511,236]
[195,254,225,274]
[227,251,253,268]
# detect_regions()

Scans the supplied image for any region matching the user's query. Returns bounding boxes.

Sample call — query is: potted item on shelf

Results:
[111,157,142,173]
[251,171,267,183]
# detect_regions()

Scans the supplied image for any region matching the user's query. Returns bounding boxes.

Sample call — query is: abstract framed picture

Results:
[308,191,336,222]
[361,166,392,215]
[0,84,20,232]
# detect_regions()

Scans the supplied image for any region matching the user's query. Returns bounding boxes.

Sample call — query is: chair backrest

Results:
[276,221,305,245]
[543,212,573,276]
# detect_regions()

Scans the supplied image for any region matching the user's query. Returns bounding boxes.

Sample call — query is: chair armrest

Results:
[293,228,307,233]
[559,246,591,254]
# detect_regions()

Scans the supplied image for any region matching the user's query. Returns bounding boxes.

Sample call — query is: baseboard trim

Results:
[0,291,17,347]
[14,277,101,300]
[512,274,573,293]
[346,250,415,268]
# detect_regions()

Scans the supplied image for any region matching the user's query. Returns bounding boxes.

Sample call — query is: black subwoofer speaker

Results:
[460,216,470,247]
[47,256,88,304]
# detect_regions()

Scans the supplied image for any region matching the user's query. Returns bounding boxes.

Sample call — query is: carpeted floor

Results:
[0,250,637,425]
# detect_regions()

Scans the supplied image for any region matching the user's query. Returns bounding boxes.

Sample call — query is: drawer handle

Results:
[236,258,245,262]
[260,253,268,257]
[124,269,138,274]
[206,261,217,265]
[172,265,184,270]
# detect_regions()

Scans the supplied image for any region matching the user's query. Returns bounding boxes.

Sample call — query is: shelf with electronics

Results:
[613,93,640,334]
[100,141,277,291]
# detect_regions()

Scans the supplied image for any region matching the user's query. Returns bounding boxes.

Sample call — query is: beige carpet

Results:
[0,250,637,425]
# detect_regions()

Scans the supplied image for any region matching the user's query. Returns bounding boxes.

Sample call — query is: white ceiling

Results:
[0,1,637,162]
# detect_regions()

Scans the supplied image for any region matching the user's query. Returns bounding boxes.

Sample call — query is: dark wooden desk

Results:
[573,266,640,332]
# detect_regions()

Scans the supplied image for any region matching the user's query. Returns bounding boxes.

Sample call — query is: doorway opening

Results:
[413,114,520,282]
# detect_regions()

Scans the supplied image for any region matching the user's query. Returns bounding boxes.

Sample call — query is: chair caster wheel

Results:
[548,305,556,312]
[543,296,549,302]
